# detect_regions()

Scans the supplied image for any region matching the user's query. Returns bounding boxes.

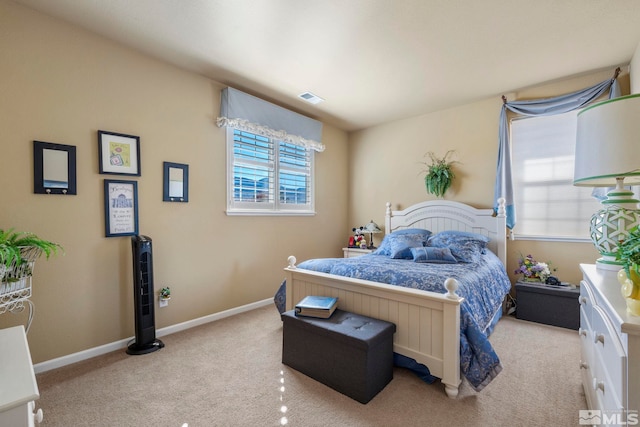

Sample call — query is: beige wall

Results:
[348,69,631,287]
[3,0,636,365]
[0,1,349,363]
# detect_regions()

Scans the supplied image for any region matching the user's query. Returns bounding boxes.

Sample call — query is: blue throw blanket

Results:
[274,251,511,391]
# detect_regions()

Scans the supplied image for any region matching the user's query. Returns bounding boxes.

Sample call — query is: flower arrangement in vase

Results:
[514,254,553,283]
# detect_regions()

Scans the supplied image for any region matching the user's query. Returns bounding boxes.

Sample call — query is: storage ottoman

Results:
[515,281,580,330]
[281,309,396,404]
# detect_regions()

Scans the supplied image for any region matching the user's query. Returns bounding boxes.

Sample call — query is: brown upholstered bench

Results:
[281,309,396,403]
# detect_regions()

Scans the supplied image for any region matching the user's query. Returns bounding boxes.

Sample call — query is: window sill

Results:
[225,209,316,217]
[511,233,591,243]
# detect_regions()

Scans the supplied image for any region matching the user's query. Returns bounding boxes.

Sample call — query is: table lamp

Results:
[574,94,640,270]
[364,220,382,249]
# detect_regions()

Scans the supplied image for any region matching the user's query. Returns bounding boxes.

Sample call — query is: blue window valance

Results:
[216,87,324,152]
[494,72,620,229]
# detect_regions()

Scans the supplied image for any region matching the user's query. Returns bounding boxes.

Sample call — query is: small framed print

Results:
[163,162,189,202]
[98,130,141,176]
[33,140,77,195]
[104,179,139,237]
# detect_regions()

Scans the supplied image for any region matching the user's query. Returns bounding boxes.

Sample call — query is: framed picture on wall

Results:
[104,179,139,237]
[98,130,141,176]
[33,140,77,195]
[163,161,189,202]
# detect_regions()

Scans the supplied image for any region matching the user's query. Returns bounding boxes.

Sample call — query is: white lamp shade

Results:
[364,220,382,233]
[574,94,640,187]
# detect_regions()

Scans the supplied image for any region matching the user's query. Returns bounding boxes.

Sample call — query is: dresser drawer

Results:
[590,304,627,409]
[590,347,624,413]
[579,280,595,322]
[579,306,593,366]
[579,320,596,409]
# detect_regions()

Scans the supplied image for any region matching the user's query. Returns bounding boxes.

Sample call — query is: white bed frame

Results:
[284,198,507,398]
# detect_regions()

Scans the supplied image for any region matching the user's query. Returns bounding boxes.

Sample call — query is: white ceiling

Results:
[12,0,640,131]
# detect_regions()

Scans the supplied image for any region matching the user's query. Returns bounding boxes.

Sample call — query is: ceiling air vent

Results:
[298,92,324,105]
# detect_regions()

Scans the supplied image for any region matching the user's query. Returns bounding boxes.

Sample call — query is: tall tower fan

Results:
[127,235,164,355]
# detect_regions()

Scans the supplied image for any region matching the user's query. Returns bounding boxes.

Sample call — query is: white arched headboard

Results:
[384,198,507,266]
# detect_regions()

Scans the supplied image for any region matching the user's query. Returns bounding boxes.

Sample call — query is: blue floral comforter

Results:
[274,250,511,391]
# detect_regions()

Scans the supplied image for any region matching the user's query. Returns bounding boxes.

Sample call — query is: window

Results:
[226,128,314,215]
[510,111,601,240]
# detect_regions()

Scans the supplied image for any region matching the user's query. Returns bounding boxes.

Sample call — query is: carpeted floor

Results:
[35,305,586,426]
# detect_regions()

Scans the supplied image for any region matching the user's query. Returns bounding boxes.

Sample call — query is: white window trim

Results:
[225,127,316,216]
[510,233,592,243]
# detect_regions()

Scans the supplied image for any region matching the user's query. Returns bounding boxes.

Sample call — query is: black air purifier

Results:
[127,235,164,355]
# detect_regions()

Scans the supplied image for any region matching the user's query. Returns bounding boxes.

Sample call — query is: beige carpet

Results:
[35,305,586,426]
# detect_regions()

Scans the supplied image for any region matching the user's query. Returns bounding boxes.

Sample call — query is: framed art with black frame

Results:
[104,179,139,237]
[163,161,189,202]
[33,140,77,195]
[98,130,141,176]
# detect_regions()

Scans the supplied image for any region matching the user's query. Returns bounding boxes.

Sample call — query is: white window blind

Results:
[279,142,311,205]
[510,111,601,239]
[227,128,314,215]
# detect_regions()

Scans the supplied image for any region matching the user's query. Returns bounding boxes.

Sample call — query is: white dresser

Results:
[0,326,43,427]
[579,264,640,425]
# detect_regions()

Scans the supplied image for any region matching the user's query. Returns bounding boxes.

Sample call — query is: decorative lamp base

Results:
[590,202,640,271]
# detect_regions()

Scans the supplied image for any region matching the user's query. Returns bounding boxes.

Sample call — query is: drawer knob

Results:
[579,361,589,369]
[34,407,43,423]
[594,333,605,345]
[579,296,588,305]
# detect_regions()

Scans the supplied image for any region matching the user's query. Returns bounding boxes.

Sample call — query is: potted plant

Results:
[0,228,63,292]
[421,150,458,198]
[616,225,640,315]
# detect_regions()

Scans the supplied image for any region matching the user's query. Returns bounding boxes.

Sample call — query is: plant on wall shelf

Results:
[421,150,458,198]
[159,287,171,300]
[0,228,63,282]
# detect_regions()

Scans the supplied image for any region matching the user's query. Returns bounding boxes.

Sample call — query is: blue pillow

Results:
[388,234,431,259]
[410,247,458,264]
[428,230,489,263]
[372,228,432,257]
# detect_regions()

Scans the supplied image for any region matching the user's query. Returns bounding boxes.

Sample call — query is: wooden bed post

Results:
[384,202,392,235]
[441,299,462,398]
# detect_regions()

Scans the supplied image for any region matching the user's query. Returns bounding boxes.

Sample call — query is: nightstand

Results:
[342,247,374,258]
[515,280,579,330]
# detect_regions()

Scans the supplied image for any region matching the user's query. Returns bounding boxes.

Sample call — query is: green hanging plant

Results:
[421,150,458,198]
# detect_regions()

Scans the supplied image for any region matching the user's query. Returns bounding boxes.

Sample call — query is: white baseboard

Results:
[33,298,274,374]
